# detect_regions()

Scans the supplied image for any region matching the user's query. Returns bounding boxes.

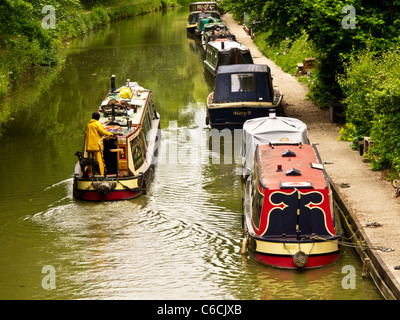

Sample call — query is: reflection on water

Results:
[0,8,382,300]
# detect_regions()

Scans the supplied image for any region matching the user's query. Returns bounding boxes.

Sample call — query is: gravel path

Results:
[221,13,400,291]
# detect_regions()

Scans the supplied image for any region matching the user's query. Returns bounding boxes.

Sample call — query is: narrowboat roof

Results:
[242,116,309,173]
[217,64,270,74]
[257,144,328,190]
[98,81,151,136]
[208,39,250,52]
[214,64,273,104]
[198,17,221,31]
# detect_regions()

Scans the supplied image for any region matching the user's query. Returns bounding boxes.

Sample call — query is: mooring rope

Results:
[309,235,394,252]
[283,241,315,256]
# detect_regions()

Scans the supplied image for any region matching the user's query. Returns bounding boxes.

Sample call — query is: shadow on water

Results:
[0,7,383,299]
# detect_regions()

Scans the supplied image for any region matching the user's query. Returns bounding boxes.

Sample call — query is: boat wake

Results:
[43,177,73,191]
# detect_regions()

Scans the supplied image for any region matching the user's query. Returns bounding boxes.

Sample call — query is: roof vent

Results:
[282,149,296,157]
[286,168,301,176]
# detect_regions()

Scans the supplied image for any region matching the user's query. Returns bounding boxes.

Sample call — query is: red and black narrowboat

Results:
[242,143,341,269]
[73,75,160,201]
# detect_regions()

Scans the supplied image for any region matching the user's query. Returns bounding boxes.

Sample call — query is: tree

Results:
[221,0,400,106]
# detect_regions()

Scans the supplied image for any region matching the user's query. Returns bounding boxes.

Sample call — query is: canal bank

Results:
[220,13,400,299]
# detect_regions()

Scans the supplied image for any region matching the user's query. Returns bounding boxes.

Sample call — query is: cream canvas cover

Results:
[241,116,309,175]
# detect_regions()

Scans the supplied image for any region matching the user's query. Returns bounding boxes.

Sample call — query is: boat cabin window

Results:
[206,45,218,64]
[188,12,199,24]
[141,98,156,141]
[142,110,151,140]
[131,131,146,170]
[231,73,255,92]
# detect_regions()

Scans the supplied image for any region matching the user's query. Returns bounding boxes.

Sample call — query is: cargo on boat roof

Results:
[258,143,328,190]
[241,116,309,178]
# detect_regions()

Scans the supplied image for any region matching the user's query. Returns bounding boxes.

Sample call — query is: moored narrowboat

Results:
[241,115,309,178]
[203,39,253,77]
[201,23,236,51]
[242,143,341,269]
[73,76,160,201]
[194,16,221,37]
[206,64,283,129]
[187,2,220,31]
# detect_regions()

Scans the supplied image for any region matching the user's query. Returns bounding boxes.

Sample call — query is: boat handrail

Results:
[268,141,303,148]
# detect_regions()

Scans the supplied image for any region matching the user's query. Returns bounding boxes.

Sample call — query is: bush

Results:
[223,0,400,109]
[338,45,400,175]
[0,0,175,102]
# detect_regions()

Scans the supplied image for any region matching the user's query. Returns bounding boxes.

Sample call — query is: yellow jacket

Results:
[86,119,113,151]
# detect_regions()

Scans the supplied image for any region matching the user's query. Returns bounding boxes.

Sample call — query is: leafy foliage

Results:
[221,0,400,107]
[0,0,181,100]
[338,46,400,174]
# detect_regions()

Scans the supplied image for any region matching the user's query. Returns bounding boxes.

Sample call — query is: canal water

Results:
[0,7,383,299]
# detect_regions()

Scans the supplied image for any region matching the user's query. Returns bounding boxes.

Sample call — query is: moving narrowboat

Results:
[206,64,283,129]
[187,2,220,31]
[73,75,160,201]
[203,39,253,77]
[242,143,341,269]
[241,115,309,178]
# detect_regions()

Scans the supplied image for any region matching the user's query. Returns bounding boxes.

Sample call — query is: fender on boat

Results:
[92,180,117,196]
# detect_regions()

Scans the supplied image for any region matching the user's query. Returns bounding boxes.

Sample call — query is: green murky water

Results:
[0,7,382,300]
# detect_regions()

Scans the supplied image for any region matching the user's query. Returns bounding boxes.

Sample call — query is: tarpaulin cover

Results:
[241,116,309,174]
[198,18,221,32]
[214,64,272,103]
[217,47,253,66]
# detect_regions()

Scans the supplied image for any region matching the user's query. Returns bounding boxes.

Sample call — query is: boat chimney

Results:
[269,108,276,118]
[111,75,116,93]
[221,41,225,50]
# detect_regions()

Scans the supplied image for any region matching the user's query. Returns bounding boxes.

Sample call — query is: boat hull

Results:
[73,165,154,202]
[203,60,217,77]
[207,104,275,129]
[74,186,142,201]
[245,235,341,269]
[250,250,341,269]
[206,91,283,129]
[187,23,197,31]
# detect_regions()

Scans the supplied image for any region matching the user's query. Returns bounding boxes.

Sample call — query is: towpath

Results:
[221,13,400,297]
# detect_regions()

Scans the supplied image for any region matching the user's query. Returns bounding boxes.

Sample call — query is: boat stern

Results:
[73,174,145,201]
[245,234,341,269]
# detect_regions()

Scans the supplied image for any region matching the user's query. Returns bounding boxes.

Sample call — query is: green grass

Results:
[255,31,316,75]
